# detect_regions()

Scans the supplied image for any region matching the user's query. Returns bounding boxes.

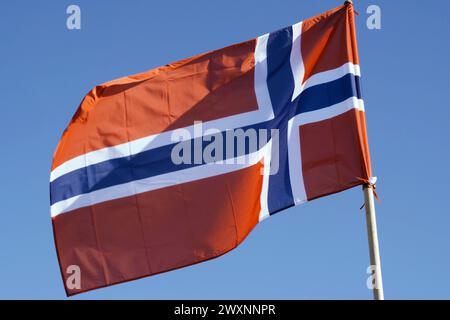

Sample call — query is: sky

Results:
[0,0,449,300]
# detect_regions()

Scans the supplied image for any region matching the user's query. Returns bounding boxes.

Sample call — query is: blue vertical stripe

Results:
[266,26,296,214]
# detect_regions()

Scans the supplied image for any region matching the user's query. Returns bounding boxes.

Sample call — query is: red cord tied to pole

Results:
[358,176,381,210]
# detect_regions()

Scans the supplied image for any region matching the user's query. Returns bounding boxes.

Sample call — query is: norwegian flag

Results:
[50,3,372,295]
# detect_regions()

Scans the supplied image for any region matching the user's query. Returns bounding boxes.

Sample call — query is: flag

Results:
[51,3,372,296]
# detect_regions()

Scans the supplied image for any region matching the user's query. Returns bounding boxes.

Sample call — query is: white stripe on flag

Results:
[291,21,305,102]
[258,139,272,222]
[51,144,271,217]
[303,62,361,92]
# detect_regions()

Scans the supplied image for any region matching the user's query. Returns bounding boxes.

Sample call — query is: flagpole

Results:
[343,0,385,301]
[363,183,384,300]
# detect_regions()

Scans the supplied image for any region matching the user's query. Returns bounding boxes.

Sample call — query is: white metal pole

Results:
[363,184,384,300]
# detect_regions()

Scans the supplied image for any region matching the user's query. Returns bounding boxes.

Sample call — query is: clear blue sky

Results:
[1,0,449,299]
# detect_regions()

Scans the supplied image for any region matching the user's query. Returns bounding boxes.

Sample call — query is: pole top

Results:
[344,0,353,5]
